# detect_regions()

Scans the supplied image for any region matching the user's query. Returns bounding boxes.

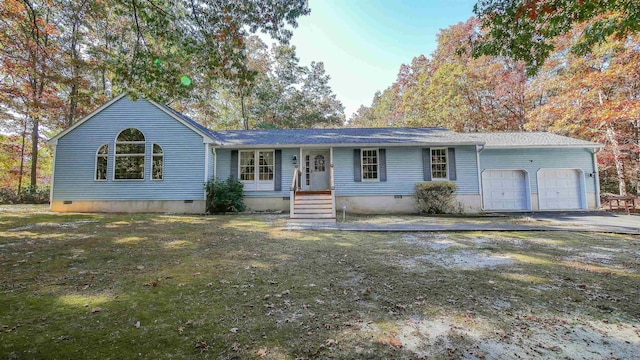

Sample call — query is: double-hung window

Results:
[239,150,274,191]
[431,148,448,180]
[114,128,145,180]
[152,144,163,180]
[361,148,379,181]
[95,144,109,181]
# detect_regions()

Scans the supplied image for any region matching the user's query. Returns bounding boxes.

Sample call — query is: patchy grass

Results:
[1,207,639,359]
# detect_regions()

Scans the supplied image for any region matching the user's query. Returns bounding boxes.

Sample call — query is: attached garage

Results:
[482,170,529,211]
[537,169,584,210]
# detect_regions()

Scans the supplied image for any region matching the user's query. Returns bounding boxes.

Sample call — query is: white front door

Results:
[303,150,330,191]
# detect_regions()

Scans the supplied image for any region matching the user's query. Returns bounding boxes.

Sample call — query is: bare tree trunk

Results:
[241,92,248,130]
[606,125,626,196]
[30,117,39,189]
[17,119,28,194]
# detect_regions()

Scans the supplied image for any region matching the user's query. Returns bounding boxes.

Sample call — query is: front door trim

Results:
[301,148,331,191]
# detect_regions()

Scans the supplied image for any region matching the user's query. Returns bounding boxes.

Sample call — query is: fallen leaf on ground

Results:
[134,321,140,328]
[90,307,102,313]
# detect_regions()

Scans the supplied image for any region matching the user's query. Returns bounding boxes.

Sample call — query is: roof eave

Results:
[484,144,604,149]
[213,141,485,149]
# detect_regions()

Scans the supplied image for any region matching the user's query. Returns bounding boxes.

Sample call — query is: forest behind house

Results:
[0,1,638,201]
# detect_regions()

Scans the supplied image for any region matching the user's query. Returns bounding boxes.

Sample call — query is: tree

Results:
[350,18,527,131]
[525,23,640,195]
[0,0,63,189]
[0,1,312,192]
[105,0,310,103]
[473,0,640,75]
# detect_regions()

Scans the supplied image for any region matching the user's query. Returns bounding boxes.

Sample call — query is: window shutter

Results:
[448,148,457,181]
[422,148,432,181]
[230,150,238,180]
[353,149,361,182]
[379,149,387,182]
[274,149,282,191]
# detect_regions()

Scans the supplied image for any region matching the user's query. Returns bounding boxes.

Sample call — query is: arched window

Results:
[152,144,163,180]
[95,144,109,181]
[114,128,145,180]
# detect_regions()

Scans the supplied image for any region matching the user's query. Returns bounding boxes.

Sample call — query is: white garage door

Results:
[538,169,582,210]
[482,170,528,211]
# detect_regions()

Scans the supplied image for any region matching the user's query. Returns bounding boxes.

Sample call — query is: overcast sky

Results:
[282,0,478,119]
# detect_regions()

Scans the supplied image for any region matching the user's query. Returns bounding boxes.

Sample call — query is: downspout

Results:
[204,143,210,200]
[592,147,602,208]
[476,145,485,211]
[49,141,57,209]
[212,147,217,179]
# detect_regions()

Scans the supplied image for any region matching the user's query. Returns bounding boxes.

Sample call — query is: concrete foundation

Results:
[51,200,205,213]
[244,197,290,212]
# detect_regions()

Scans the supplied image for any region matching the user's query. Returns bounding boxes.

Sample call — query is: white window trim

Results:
[151,143,164,181]
[238,149,275,191]
[361,148,380,182]
[113,128,146,181]
[431,147,448,181]
[95,143,109,182]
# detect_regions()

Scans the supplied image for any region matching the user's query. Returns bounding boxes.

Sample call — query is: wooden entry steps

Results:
[290,191,335,222]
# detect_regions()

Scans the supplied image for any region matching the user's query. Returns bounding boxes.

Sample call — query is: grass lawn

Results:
[1,206,639,359]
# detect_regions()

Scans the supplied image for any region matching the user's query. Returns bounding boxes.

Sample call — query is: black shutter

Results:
[274,149,282,191]
[379,149,387,182]
[422,148,432,181]
[230,150,238,180]
[353,149,361,182]
[448,148,457,181]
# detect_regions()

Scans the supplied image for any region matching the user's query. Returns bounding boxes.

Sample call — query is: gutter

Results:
[484,144,604,149]
[212,141,486,149]
[476,145,485,210]
[591,147,602,208]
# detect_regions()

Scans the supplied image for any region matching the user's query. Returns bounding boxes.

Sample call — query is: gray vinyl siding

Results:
[333,146,478,196]
[215,148,298,197]
[480,148,597,193]
[207,146,214,181]
[53,97,206,201]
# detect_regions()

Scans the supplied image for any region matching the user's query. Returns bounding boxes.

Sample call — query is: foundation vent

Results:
[394,195,403,199]
[63,200,73,205]
[184,200,194,204]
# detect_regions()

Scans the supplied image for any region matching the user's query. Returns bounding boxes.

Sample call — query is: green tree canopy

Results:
[472,0,640,75]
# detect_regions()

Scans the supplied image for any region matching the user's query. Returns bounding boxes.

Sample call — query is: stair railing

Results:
[330,164,336,217]
[290,166,299,217]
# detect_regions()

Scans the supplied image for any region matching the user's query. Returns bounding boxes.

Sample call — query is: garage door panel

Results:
[482,170,528,211]
[538,169,582,210]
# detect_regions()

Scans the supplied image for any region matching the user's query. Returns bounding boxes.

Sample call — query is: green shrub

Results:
[204,177,245,214]
[414,181,460,214]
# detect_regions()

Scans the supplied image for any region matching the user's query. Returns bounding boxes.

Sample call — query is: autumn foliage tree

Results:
[350,15,639,195]
[0,0,314,202]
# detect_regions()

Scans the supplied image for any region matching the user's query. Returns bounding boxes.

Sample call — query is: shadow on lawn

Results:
[1,212,638,359]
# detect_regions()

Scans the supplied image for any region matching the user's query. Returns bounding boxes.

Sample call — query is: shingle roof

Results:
[210,127,601,148]
[212,127,483,147]
[466,132,601,148]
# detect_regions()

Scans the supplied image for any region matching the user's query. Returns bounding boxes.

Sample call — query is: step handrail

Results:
[290,166,299,217]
